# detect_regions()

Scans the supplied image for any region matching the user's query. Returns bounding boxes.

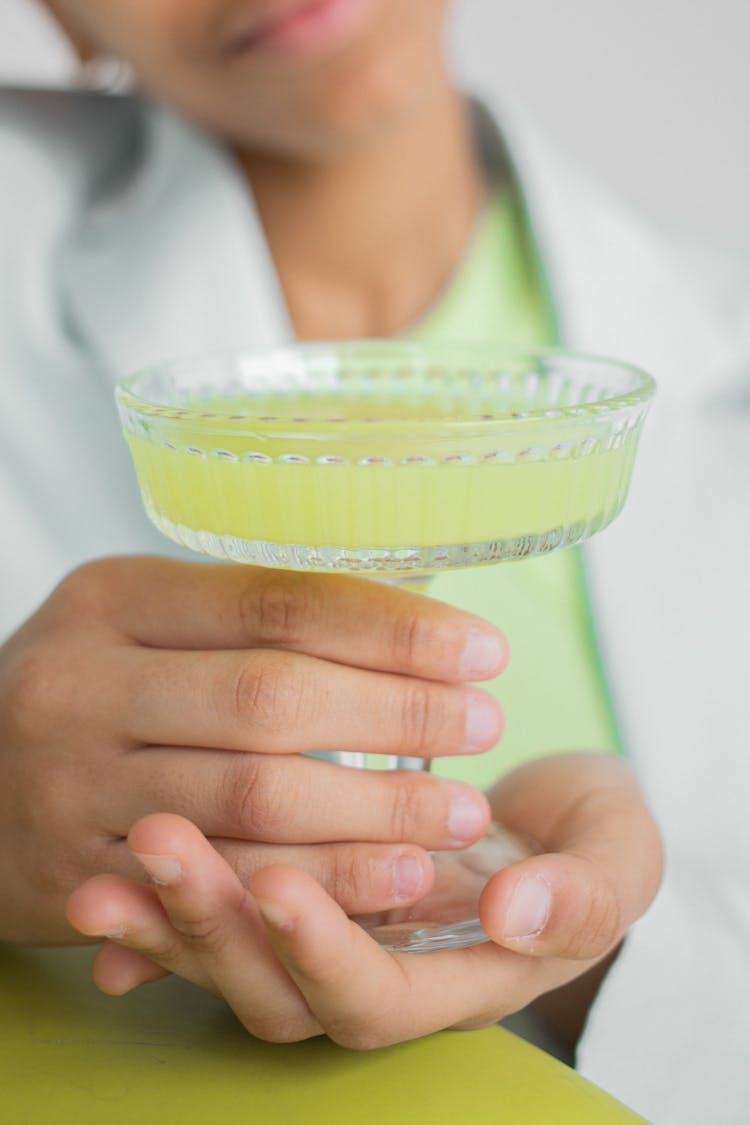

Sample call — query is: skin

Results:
[7,0,664,1043]
[0,557,503,943]
[45,0,482,337]
[67,754,662,1047]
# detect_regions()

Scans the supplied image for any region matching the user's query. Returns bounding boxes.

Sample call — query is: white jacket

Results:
[1,81,749,1124]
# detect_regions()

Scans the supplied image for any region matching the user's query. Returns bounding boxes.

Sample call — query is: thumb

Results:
[479,755,663,960]
[479,852,626,960]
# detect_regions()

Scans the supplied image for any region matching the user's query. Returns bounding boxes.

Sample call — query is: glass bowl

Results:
[116,341,655,575]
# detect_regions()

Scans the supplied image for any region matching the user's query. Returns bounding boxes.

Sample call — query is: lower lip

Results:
[228,0,371,57]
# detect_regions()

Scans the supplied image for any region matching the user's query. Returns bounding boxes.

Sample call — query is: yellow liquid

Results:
[125,393,639,569]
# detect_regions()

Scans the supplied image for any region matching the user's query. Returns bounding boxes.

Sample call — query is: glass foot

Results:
[356,822,534,953]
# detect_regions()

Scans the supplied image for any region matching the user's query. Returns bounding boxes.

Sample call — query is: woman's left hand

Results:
[66,752,662,1049]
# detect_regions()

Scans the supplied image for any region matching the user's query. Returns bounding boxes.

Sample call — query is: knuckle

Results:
[172,909,231,955]
[573,873,623,956]
[132,930,185,966]
[243,572,306,647]
[222,754,287,839]
[3,648,66,742]
[229,653,300,737]
[244,1014,312,1045]
[388,774,431,840]
[52,560,114,624]
[398,683,442,756]
[390,606,430,669]
[34,831,104,904]
[329,1016,397,1052]
[329,849,362,906]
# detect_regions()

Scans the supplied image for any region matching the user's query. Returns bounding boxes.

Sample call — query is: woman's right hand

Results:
[0,556,505,944]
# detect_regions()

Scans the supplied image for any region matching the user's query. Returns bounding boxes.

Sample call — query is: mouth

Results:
[222,0,371,57]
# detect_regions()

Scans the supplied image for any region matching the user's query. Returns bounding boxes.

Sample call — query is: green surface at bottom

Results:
[0,946,649,1124]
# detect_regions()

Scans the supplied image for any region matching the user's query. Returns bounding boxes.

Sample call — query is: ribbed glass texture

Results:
[117,341,655,575]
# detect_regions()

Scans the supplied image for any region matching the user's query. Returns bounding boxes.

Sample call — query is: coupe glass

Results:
[116,341,655,952]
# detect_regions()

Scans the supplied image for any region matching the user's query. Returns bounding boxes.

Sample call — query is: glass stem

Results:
[334,752,368,769]
[389,756,429,771]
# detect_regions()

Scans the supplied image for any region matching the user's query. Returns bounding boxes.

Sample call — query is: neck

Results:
[238,81,482,339]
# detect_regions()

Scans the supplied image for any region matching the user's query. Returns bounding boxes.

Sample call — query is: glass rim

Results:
[116,340,657,434]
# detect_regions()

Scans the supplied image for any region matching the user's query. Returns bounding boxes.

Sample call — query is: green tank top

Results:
[410,191,620,789]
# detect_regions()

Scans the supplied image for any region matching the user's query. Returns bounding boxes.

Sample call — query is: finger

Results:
[116,747,491,850]
[68,842,312,1038]
[480,754,663,959]
[93,833,430,925]
[212,840,435,915]
[77,557,507,682]
[479,856,618,959]
[124,814,322,1042]
[97,831,436,920]
[66,874,214,992]
[251,864,410,1048]
[250,865,555,1049]
[121,647,504,758]
[92,941,171,995]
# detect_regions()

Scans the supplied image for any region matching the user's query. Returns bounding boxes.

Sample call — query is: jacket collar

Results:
[474,96,737,405]
[59,97,292,378]
[3,1,747,399]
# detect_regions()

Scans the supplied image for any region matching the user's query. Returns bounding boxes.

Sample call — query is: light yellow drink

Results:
[124,391,640,570]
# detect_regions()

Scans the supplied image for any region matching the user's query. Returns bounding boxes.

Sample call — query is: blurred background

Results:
[450,0,750,253]
[2,0,749,252]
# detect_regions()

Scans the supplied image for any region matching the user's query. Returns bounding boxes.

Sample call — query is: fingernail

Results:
[254,897,296,934]
[392,855,425,901]
[448,791,486,844]
[134,853,183,887]
[503,875,551,939]
[463,693,502,752]
[97,924,128,939]
[460,629,506,679]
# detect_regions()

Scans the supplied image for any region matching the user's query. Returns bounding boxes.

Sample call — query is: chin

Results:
[226,37,447,157]
[279,75,441,156]
[151,1,448,158]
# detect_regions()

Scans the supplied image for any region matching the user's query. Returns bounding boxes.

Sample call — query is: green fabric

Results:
[0,944,650,1124]
[410,191,620,790]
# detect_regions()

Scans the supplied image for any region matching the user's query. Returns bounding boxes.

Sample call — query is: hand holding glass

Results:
[116,341,654,951]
